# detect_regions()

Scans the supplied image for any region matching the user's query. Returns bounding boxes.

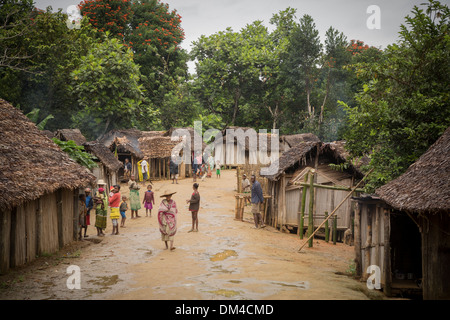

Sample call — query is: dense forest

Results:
[1,0,448,190]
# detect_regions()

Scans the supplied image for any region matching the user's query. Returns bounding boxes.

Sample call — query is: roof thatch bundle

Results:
[55,128,87,146]
[98,129,144,159]
[0,99,96,211]
[139,136,183,159]
[281,133,320,148]
[264,141,363,181]
[83,141,122,173]
[376,127,450,214]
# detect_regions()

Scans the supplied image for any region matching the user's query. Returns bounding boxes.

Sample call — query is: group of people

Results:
[77,156,265,250]
[77,177,202,252]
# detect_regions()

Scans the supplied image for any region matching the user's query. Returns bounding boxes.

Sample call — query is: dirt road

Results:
[0,169,378,300]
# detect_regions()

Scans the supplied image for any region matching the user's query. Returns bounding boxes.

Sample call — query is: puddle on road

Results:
[208,289,241,298]
[210,250,238,262]
[88,275,121,288]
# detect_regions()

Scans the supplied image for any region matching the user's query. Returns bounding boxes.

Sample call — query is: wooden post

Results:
[56,190,63,249]
[354,202,362,278]
[364,207,373,281]
[308,170,315,248]
[333,215,337,245]
[237,166,241,193]
[383,208,391,296]
[324,211,329,242]
[299,173,308,239]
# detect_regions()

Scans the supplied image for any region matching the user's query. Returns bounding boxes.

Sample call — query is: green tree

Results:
[70,35,155,139]
[341,0,450,191]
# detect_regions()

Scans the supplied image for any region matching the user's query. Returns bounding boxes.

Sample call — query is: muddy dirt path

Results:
[0,169,378,300]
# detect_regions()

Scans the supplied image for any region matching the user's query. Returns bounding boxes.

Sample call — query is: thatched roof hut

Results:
[264,141,363,181]
[139,135,183,159]
[280,133,320,149]
[83,141,122,173]
[98,129,144,159]
[0,99,96,212]
[376,126,450,214]
[54,128,87,146]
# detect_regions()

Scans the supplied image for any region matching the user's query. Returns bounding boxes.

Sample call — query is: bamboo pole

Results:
[298,168,374,252]
[308,171,315,248]
[299,173,308,239]
[354,202,362,277]
[324,211,329,242]
[295,182,365,193]
[333,215,337,245]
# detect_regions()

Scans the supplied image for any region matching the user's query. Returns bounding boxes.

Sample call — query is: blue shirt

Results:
[251,181,264,204]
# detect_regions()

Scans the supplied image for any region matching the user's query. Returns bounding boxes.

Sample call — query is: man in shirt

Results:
[141,157,149,185]
[124,158,132,181]
[250,175,265,229]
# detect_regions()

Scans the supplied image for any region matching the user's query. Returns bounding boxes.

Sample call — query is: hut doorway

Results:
[390,211,422,297]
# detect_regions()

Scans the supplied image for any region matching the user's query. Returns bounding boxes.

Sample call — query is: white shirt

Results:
[141,160,148,173]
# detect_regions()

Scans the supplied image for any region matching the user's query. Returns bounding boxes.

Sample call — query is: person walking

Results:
[124,158,132,181]
[84,188,93,237]
[78,194,87,241]
[128,175,141,218]
[94,180,108,237]
[186,183,200,232]
[169,156,179,184]
[109,185,121,235]
[157,190,178,251]
[250,175,265,229]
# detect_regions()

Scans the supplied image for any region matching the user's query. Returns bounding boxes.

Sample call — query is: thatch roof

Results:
[376,127,450,214]
[98,129,144,159]
[0,99,96,211]
[264,141,363,181]
[139,135,183,159]
[83,141,122,173]
[281,133,320,148]
[55,128,87,146]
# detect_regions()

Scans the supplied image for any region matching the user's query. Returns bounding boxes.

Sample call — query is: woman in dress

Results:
[157,191,178,251]
[94,180,108,237]
[128,175,141,218]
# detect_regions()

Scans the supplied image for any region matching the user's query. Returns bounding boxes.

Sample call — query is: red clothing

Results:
[143,190,155,204]
[109,192,121,208]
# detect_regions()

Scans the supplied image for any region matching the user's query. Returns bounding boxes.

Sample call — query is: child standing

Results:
[143,185,155,217]
[120,195,128,228]
[215,160,221,178]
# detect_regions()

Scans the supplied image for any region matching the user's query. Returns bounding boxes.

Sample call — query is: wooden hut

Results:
[264,141,363,237]
[98,129,144,180]
[0,99,96,274]
[54,128,87,146]
[279,133,320,152]
[83,141,122,191]
[353,127,450,299]
[138,135,184,180]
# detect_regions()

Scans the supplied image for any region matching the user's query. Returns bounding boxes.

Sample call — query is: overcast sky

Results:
[34,0,431,72]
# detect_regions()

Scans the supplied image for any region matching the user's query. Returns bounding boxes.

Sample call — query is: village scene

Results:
[0,0,449,303]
